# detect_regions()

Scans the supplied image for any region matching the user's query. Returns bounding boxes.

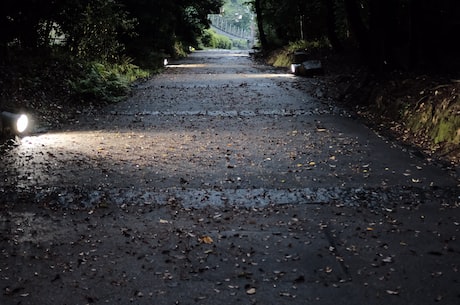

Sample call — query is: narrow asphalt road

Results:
[1,50,459,305]
[1,49,457,207]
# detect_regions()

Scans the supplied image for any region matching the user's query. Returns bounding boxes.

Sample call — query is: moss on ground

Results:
[366,78,460,164]
[406,96,460,145]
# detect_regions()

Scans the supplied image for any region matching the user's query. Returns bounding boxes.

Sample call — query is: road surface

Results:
[1,50,457,207]
[0,50,459,305]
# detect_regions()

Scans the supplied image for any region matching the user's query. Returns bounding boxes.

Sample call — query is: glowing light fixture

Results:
[291,63,302,75]
[1,111,29,135]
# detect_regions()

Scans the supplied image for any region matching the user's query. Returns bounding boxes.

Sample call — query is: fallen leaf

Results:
[382,256,393,263]
[279,292,292,297]
[386,290,399,295]
[199,236,214,244]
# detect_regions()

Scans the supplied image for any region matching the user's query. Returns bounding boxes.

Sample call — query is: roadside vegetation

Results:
[201,29,233,50]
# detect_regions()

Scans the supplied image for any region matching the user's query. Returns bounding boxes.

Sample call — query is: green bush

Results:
[172,40,189,58]
[200,29,216,48]
[112,56,150,82]
[201,29,232,49]
[217,35,232,49]
[232,39,249,50]
[70,59,149,103]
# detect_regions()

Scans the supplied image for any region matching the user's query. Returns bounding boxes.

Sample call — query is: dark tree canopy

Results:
[250,0,460,72]
[0,0,224,61]
[1,0,459,72]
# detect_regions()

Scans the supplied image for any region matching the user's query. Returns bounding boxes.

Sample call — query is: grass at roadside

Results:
[0,53,153,129]
[70,58,150,104]
[266,40,330,68]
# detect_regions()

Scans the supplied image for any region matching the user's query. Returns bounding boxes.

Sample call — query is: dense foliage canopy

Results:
[0,0,224,109]
[3,0,459,72]
[251,0,460,72]
[0,0,224,63]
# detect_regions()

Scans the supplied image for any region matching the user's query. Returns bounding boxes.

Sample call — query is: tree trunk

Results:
[344,0,370,58]
[253,0,268,49]
[408,0,422,68]
[369,0,399,72]
[369,0,385,71]
[325,0,342,52]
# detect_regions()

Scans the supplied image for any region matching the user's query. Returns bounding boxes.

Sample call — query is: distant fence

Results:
[208,14,252,40]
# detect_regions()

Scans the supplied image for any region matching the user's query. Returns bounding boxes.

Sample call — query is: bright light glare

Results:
[168,63,209,68]
[16,114,29,133]
[291,64,301,74]
[244,73,294,79]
